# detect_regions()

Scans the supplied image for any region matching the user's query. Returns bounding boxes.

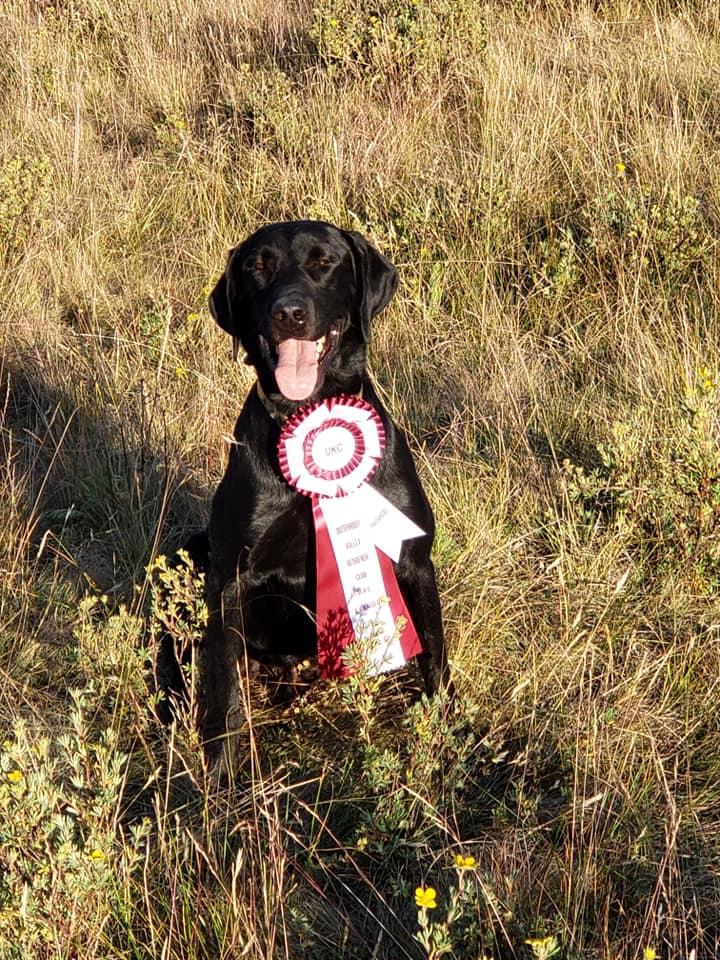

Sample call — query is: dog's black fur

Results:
[158,220,449,763]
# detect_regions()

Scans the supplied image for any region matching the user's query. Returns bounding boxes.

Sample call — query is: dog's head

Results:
[209,220,398,402]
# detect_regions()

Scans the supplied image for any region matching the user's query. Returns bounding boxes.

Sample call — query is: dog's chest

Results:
[245,488,314,578]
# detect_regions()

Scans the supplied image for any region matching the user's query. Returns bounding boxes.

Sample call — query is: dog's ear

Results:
[342,230,398,341]
[209,248,243,361]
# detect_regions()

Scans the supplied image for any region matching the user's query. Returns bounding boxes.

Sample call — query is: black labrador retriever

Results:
[158,220,449,765]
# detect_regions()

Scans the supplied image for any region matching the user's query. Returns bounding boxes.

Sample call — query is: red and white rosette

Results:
[279,395,424,679]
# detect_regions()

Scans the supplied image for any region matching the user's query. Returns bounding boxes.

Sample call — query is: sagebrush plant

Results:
[563,365,720,590]
[310,0,487,82]
[526,180,716,303]
[0,690,150,960]
[0,154,52,264]
[150,549,207,720]
[3,0,720,957]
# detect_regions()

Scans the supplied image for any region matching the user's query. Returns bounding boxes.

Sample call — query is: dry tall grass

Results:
[2,1,720,958]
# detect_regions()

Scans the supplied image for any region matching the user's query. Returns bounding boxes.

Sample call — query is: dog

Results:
[158,220,450,765]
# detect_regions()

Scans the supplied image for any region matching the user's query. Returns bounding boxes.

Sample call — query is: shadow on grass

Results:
[1,354,208,594]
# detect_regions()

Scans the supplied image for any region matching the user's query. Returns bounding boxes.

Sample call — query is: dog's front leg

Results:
[199,573,247,775]
[395,554,452,698]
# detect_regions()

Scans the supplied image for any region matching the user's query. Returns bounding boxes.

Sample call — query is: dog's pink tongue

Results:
[274,338,319,401]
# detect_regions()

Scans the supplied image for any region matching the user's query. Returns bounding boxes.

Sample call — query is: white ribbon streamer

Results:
[318,487,424,673]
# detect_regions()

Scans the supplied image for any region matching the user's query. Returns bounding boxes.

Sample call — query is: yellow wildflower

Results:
[88,848,106,861]
[698,367,715,390]
[6,769,23,783]
[414,886,437,909]
[616,162,626,173]
[454,853,477,870]
[525,936,559,959]
[643,949,658,960]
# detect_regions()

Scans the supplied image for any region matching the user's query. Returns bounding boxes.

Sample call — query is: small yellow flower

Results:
[175,365,188,378]
[329,17,338,27]
[187,312,201,323]
[697,367,715,390]
[414,886,437,909]
[525,936,559,959]
[6,769,23,783]
[643,949,658,960]
[88,848,106,861]
[616,162,626,173]
[454,853,477,870]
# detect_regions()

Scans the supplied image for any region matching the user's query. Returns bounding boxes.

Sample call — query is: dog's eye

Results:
[307,247,335,269]
[244,256,267,273]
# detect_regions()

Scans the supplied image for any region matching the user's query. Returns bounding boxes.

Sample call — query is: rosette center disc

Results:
[278,395,386,498]
[303,420,365,481]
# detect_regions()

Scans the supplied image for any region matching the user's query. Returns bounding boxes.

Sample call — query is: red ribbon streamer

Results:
[313,498,423,678]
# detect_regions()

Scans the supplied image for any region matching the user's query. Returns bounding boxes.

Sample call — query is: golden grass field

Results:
[2,0,720,957]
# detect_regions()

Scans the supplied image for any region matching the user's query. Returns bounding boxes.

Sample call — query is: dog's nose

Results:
[270,296,310,333]
[273,304,306,326]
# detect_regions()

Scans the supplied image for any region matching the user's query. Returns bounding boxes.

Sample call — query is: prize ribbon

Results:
[278,395,424,678]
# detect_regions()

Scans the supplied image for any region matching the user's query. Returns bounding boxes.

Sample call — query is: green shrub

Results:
[0,692,149,960]
[563,366,720,590]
